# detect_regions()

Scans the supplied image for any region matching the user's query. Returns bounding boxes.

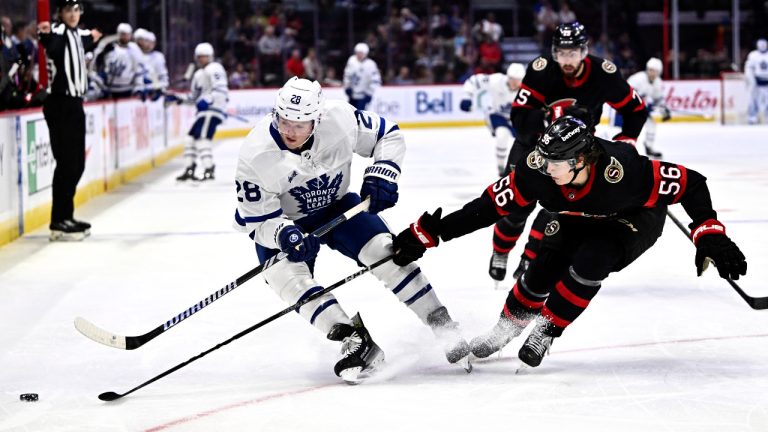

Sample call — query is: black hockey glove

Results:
[692,219,747,280]
[278,225,320,263]
[393,208,442,266]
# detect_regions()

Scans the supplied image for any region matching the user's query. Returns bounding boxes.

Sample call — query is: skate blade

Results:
[49,231,87,242]
[493,280,507,291]
[457,355,473,373]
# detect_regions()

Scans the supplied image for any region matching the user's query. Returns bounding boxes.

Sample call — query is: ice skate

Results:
[469,314,527,359]
[198,165,215,182]
[518,318,556,367]
[512,256,531,280]
[176,163,199,182]
[49,219,89,241]
[328,313,384,384]
[427,307,472,373]
[489,252,508,289]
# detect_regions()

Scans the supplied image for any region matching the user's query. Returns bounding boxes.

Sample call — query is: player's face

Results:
[277,117,314,149]
[507,78,522,91]
[355,52,366,61]
[554,48,583,76]
[647,69,659,81]
[59,5,82,28]
[196,55,211,66]
[118,32,131,45]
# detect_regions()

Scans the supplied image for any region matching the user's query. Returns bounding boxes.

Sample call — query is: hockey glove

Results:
[393,208,442,266]
[360,161,400,214]
[692,219,747,280]
[278,225,320,263]
[164,93,182,106]
[661,106,672,122]
[196,98,211,111]
[459,99,472,112]
[345,88,353,99]
[133,89,147,102]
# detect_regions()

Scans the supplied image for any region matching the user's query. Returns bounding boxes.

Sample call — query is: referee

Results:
[38,0,101,241]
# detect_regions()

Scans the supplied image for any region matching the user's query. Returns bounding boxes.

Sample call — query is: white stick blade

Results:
[74,317,127,349]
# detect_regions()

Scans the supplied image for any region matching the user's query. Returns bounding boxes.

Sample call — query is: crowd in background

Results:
[0,0,761,112]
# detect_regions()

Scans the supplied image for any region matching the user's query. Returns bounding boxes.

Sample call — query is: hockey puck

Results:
[20,393,38,402]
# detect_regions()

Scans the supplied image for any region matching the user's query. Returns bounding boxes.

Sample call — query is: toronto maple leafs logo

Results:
[289,172,344,214]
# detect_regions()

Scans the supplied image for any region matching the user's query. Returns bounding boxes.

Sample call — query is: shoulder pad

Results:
[531,57,548,72]
[601,59,617,74]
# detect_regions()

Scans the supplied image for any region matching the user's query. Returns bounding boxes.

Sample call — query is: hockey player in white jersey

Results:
[745,38,768,124]
[167,42,229,181]
[134,29,168,101]
[627,57,670,158]
[459,63,525,176]
[343,43,381,110]
[97,23,146,99]
[234,77,471,383]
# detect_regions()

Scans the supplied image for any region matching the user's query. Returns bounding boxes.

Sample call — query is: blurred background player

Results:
[627,57,670,159]
[460,62,526,176]
[488,21,647,286]
[167,42,229,182]
[92,23,146,99]
[391,115,747,369]
[234,77,470,383]
[745,38,768,125]
[343,42,381,110]
[134,29,168,101]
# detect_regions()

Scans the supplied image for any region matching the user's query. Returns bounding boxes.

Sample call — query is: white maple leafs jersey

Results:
[103,41,145,93]
[234,99,404,249]
[745,50,768,85]
[343,56,381,98]
[189,61,229,112]
[143,50,169,91]
[462,73,517,116]
[627,71,664,106]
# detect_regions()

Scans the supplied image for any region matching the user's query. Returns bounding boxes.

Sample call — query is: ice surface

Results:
[1,123,767,431]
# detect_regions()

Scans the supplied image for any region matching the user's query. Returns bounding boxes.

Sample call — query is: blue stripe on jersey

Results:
[375,160,401,173]
[310,299,339,324]
[296,286,324,312]
[377,117,386,141]
[404,284,433,306]
[392,267,421,294]
[386,124,400,135]
[235,208,283,226]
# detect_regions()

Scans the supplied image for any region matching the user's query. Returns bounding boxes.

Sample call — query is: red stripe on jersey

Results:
[529,229,544,240]
[554,280,590,308]
[671,165,688,204]
[542,305,571,328]
[609,88,634,110]
[559,163,597,201]
[521,83,545,104]
[513,282,546,309]
[643,160,662,207]
[493,225,521,242]
[523,248,538,259]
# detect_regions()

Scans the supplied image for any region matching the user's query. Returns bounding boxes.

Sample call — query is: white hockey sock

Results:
[197,139,214,168]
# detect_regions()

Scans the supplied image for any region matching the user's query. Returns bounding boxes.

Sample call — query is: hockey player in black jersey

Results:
[490,21,649,285]
[392,115,747,368]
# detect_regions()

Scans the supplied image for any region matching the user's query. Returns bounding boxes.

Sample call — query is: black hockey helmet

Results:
[536,116,593,161]
[552,22,588,51]
[56,0,82,9]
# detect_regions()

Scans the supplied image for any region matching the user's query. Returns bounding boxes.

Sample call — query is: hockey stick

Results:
[665,210,767,310]
[75,198,371,350]
[98,255,393,401]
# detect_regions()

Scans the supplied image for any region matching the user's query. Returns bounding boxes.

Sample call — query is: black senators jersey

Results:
[439,139,716,241]
[512,54,648,143]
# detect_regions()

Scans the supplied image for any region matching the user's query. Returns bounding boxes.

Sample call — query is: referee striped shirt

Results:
[39,23,95,98]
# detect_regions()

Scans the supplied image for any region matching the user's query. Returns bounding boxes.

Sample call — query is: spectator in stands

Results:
[477,12,503,42]
[322,67,342,87]
[558,1,577,24]
[302,47,323,82]
[392,66,414,85]
[476,34,501,74]
[285,48,305,78]
[229,63,249,88]
[258,25,282,86]
[535,0,559,51]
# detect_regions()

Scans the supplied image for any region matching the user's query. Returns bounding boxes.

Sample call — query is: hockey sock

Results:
[539,266,602,337]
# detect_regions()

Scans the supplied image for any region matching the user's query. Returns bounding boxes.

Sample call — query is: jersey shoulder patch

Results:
[532,57,548,72]
[526,150,544,170]
[604,156,624,183]
[602,59,617,74]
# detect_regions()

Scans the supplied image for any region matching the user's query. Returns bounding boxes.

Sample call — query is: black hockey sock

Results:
[540,267,602,336]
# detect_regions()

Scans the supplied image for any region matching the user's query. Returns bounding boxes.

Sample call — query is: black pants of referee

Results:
[43,94,86,223]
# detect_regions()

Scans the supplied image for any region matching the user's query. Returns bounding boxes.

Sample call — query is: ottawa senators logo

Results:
[544,220,560,236]
[527,150,545,170]
[602,60,617,74]
[604,156,624,183]
[532,57,548,71]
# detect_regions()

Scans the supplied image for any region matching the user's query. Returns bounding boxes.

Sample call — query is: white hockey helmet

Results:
[646,57,663,73]
[194,42,214,58]
[272,77,323,134]
[758,39,768,52]
[354,42,369,56]
[145,31,157,43]
[506,63,526,79]
[117,23,132,34]
[133,28,149,41]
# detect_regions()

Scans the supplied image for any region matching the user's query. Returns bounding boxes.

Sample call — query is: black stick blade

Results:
[98,392,122,401]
